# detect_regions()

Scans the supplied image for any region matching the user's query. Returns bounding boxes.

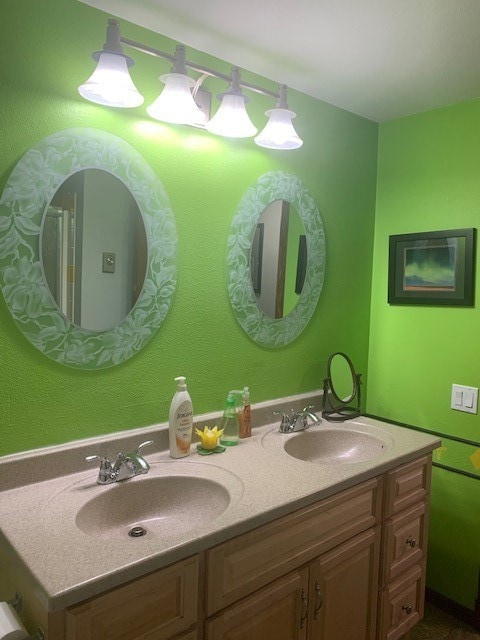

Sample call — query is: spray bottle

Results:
[219,392,240,446]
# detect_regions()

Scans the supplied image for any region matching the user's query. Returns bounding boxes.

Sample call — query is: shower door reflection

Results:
[43,193,79,324]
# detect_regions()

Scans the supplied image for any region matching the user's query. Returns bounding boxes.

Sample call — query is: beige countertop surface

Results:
[0,401,440,613]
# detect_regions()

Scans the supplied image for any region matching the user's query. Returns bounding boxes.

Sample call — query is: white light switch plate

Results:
[451,384,478,414]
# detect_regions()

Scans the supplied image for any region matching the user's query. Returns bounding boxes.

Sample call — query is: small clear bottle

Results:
[220,393,239,446]
[240,386,251,438]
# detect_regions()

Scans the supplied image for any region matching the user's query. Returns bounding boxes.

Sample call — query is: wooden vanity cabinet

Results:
[41,455,432,640]
[203,455,432,640]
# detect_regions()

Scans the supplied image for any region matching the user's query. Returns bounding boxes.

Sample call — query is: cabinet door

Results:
[205,568,309,640]
[308,528,380,640]
[65,556,198,640]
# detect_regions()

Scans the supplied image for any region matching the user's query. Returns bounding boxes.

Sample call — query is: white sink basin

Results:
[263,422,394,464]
[75,475,231,539]
[46,460,244,541]
[284,429,391,464]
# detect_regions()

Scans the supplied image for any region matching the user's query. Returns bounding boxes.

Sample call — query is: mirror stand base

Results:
[321,407,361,422]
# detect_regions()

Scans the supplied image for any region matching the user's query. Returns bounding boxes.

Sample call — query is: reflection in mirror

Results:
[41,170,147,331]
[322,352,362,421]
[251,200,307,319]
[329,352,355,402]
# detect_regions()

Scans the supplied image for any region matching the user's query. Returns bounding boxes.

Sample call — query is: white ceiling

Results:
[79,0,480,122]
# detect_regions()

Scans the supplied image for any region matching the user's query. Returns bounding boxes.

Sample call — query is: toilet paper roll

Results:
[0,602,28,640]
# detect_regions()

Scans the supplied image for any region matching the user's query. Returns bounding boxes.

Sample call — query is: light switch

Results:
[451,384,478,414]
[454,389,463,406]
[102,252,115,273]
[464,390,475,409]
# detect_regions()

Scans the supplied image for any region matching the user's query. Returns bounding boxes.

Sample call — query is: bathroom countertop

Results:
[0,411,440,613]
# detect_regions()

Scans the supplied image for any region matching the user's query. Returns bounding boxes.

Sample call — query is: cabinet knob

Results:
[402,605,413,615]
[300,589,308,629]
[406,537,417,548]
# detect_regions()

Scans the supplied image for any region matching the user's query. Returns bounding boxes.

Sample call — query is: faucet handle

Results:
[273,411,294,433]
[85,454,111,466]
[301,405,315,413]
[135,440,154,455]
[85,454,113,483]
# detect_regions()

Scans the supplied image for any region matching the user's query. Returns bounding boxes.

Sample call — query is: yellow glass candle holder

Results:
[195,426,225,455]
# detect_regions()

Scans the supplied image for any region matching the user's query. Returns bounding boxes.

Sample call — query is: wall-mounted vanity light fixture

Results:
[78,19,303,150]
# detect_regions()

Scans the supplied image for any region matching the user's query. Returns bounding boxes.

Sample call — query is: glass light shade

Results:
[146,73,206,125]
[206,93,257,138]
[78,52,144,108]
[255,108,303,150]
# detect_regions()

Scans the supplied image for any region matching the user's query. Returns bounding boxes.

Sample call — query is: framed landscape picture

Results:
[388,228,475,306]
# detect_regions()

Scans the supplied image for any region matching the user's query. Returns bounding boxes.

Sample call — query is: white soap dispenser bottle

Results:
[168,376,193,458]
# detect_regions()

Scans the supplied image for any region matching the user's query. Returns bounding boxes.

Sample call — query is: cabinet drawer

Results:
[65,555,198,640]
[383,455,431,517]
[377,562,425,640]
[206,478,381,615]
[380,501,428,586]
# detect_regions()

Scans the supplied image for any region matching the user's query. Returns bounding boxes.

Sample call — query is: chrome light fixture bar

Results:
[78,20,303,150]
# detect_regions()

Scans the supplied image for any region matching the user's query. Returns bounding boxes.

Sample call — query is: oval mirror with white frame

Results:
[0,128,177,369]
[227,171,326,347]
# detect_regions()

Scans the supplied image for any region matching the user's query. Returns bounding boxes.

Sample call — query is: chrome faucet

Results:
[86,440,153,485]
[274,405,321,434]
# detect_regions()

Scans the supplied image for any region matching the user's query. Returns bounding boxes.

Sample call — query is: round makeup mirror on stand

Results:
[322,352,362,421]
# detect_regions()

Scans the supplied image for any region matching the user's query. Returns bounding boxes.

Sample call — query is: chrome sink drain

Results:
[128,525,147,538]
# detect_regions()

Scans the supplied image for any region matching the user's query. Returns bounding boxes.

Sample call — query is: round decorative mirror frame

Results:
[226,170,326,347]
[0,128,177,369]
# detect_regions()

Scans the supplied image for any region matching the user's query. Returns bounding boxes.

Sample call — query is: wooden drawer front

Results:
[377,562,425,640]
[205,568,308,640]
[384,455,431,517]
[380,501,428,586]
[65,555,198,640]
[206,478,381,615]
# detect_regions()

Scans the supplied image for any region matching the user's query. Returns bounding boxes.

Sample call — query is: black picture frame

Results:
[295,234,307,294]
[388,228,475,306]
[250,223,264,294]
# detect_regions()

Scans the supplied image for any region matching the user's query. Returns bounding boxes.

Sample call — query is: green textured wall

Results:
[368,101,480,610]
[0,0,378,456]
